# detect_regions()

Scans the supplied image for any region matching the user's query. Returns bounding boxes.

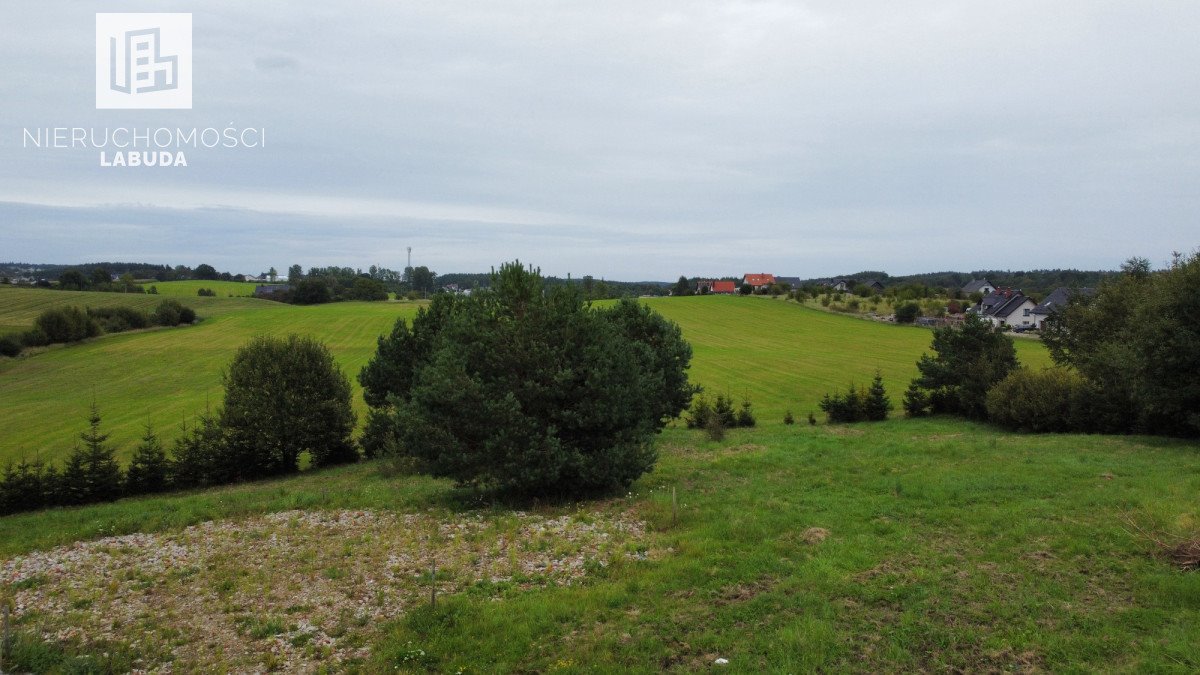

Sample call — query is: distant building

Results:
[742,273,776,290]
[962,278,995,295]
[776,276,803,289]
[831,278,852,292]
[1031,287,1094,329]
[696,279,738,294]
[253,284,290,298]
[972,288,1036,329]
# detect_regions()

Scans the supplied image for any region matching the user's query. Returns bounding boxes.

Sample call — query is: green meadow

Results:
[0,285,1196,672]
[0,290,1048,464]
[1,422,1196,672]
[146,279,263,297]
[0,286,421,463]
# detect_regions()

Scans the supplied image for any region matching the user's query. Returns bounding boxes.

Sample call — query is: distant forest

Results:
[3,261,1117,300]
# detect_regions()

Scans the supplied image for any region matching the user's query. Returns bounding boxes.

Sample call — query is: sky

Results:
[2,1,1198,280]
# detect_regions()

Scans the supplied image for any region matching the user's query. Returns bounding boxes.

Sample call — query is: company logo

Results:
[96,13,191,109]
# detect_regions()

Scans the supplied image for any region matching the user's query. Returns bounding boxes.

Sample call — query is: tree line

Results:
[0,300,196,358]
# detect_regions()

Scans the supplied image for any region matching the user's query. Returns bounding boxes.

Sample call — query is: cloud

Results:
[1,1,1198,278]
[253,55,300,71]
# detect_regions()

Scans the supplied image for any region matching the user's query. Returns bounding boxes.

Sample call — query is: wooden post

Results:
[429,560,437,608]
[671,486,678,527]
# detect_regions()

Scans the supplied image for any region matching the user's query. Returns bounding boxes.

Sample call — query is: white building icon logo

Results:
[96,14,192,109]
[110,27,177,94]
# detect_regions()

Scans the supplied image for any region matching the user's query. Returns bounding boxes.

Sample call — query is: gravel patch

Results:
[2,508,648,672]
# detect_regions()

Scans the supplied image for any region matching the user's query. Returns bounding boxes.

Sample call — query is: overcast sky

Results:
[2,1,1197,280]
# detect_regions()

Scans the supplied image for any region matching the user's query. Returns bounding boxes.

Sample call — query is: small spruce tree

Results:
[61,404,123,505]
[713,394,737,427]
[736,399,757,427]
[170,412,225,489]
[126,424,171,495]
[863,371,893,421]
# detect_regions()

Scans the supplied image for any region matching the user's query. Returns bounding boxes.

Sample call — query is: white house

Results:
[973,288,1037,329]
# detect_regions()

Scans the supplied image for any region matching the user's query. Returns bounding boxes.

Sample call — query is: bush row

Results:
[0,300,195,358]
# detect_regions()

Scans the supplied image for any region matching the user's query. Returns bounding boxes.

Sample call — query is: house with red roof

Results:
[697,279,738,294]
[741,273,776,290]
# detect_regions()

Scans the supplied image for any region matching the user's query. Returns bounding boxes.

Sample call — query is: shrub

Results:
[154,299,183,326]
[894,302,920,324]
[88,306,151,333]
[197,287,217,296]
[348,277,389,301]
[705,415,726,441]
[783,410,795,425]
[291,278,332,305]
[985,367,1093,433]
[0,335,21,357]
[359,261,695,497]
[147,285,158,294]
[221,334,358,477]
[149,299,196,326]
[20,327,49,348]
[807,412,817,425]
[906,313,1018,419]
[35,306,100,344]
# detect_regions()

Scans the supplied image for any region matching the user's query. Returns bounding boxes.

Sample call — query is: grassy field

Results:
[640,296,1051,420]
[145,279,264,297]
[0,286,422,463]
[0,421,1196,672]
[0,291,1049,464]
[0,286,1195,672]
